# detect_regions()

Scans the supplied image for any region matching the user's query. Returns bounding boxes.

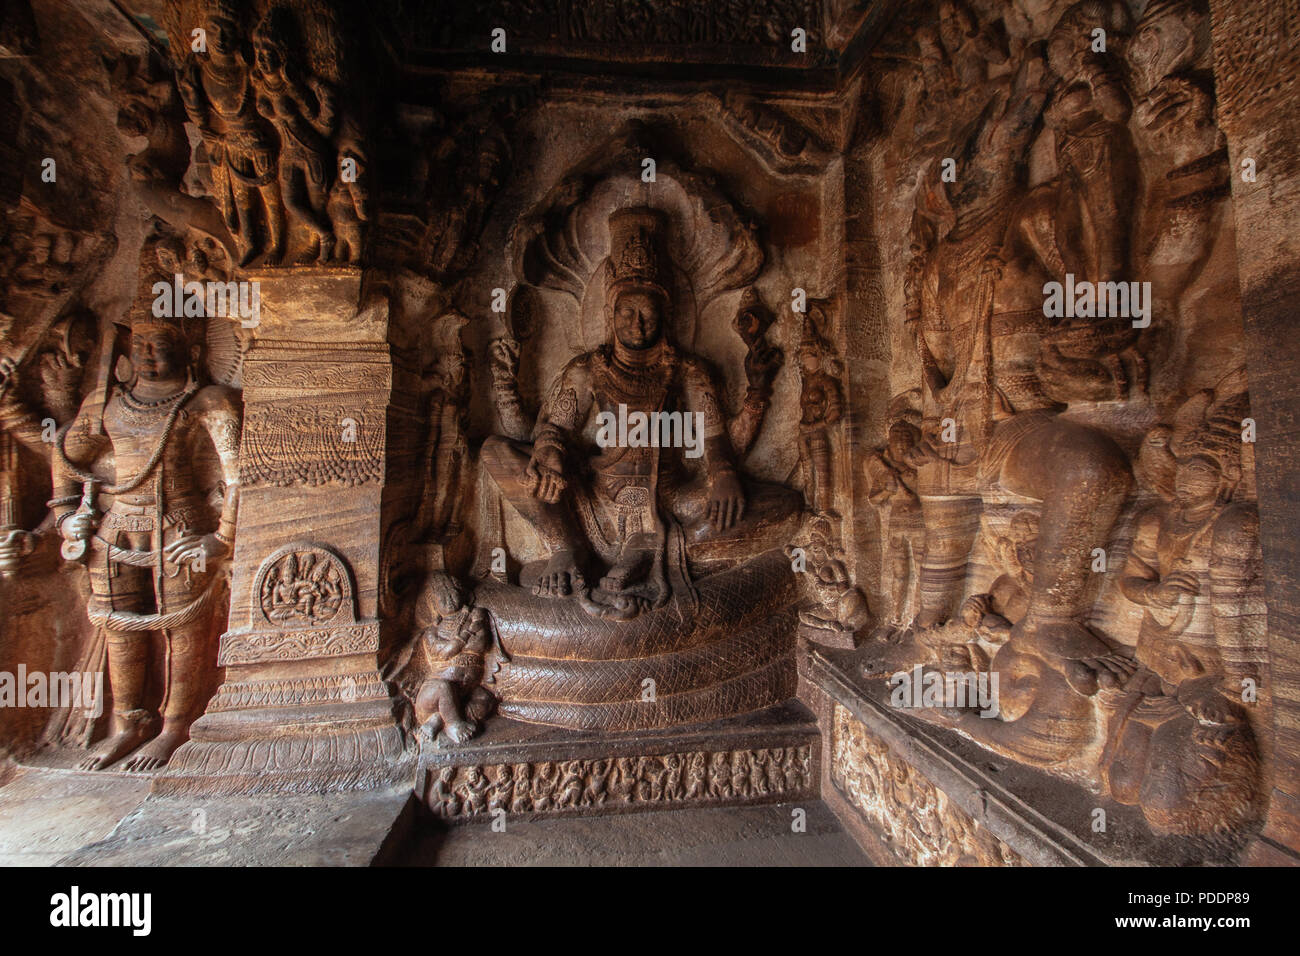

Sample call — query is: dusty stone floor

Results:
[61,787,416,866]
[0,760,868,866]
[401,801,871,866]
[0,763,153,866]
[0,760,414,866]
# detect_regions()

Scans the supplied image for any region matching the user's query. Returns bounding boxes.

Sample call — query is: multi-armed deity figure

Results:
[176,0,282,266]
[53,304,241,772]
[482,207,800,620]
[883,2,1267,836]
[905,38,1133,664]
[890,9,1142,776]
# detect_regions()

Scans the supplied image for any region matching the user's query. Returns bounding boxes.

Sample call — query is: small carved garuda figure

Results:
[482,207,800,620]
[176,0,282,265]
[786,514,870,637]
[53,308,241,772]
[402,572,506,747]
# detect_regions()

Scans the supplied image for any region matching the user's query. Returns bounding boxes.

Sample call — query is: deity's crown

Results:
[1175,426,1238,472]
[618,232,657,282]
[130,302,195,345]
[1171,387,1249,477]
[605,206,670,302]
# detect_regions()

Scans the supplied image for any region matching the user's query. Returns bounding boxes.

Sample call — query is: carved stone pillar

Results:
[1208,0,1300,863]
[156,268,409,796]
[841,151,890,616]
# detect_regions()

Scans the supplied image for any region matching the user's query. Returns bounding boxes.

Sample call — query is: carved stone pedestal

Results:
[156,269,409,796]
[801,645,1259,867]
[417,703,819,822]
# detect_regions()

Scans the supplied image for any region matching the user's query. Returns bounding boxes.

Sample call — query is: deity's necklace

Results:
[55,376,201,496]
[119,383,191,410]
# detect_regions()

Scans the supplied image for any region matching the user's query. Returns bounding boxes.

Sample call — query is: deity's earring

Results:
[1220,470,1241,506]
[114,352,135,388]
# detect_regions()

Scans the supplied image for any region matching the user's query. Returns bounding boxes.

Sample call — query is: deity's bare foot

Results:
[465,686,495,723]
[1079,652,1139,690]
[78,723,154,771]
[533,549,586,598]
[441,718,478,746]
[599,545,654,595]
[418,715,445,745]
[869,620,910,644]
[1063,652,1140,697]
[1017,615,1112,662]
[121,726,188,773]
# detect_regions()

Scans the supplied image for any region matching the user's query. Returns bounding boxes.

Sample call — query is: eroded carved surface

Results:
[830,703,1024,865]
[426,743,816,819]
[856,0,1269,842]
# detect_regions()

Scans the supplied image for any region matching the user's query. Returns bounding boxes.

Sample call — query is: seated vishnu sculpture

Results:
[482,207,802,620]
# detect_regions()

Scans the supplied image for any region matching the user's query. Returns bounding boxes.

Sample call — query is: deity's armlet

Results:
[680,358,729,443]
[535,355,594,437]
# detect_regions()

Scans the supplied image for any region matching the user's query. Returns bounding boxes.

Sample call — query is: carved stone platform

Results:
[799,644,1260,867]
[416,702,819,822]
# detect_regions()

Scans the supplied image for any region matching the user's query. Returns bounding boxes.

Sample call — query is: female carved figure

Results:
[250,7,337,263]
[176,0,282,265]
[865,415,926,640]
